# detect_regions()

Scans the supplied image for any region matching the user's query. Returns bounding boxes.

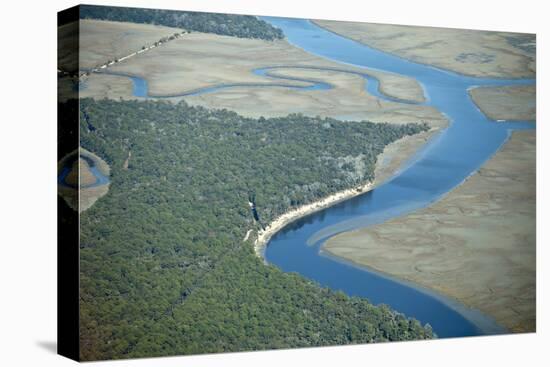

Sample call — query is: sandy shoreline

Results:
[253,181,373,257]
[249,126,513,335]
[253,125,441,258]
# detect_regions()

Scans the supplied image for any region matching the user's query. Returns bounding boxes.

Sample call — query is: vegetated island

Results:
[324,130,536,333]
[76,97,433,360]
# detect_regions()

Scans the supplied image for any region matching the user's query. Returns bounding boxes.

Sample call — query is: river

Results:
[88,17,535,338]
[260,17,535,338]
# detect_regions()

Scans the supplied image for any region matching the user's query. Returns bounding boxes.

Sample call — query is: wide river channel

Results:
[260,17,535,338]
[92,17,535,338]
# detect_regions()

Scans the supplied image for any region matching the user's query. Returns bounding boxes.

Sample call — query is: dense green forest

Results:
[80,5,284,41]
[77,98,432,360]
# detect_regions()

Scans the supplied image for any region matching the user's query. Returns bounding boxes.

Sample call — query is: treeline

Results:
[77,98,432,360]
[80,5,284,41]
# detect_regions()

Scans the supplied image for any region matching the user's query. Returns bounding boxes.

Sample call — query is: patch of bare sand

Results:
[314,20,535,78]
[324,130,536,332]
[254,182,373,257]
[470,85,536,121]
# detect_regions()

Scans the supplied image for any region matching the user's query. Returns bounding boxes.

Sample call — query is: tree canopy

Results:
[80,5,284,41]
[76,98,432,360]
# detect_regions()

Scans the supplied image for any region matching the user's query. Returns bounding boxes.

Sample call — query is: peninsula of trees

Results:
[77,98,432,360]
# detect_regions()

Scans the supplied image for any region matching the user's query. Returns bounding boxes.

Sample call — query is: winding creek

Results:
[84,18,535,338]
[95,65,417,104]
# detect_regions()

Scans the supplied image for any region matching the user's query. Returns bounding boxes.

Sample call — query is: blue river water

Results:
[87,18,535,338]
[99,66,417,104]
[259,17,535,338]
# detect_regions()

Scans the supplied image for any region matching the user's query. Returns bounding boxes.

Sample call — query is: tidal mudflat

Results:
[324,130,536,332]
[469,85,536,121]
[79,20,446,128]
[314,19,536,78]
[79,19,182,70]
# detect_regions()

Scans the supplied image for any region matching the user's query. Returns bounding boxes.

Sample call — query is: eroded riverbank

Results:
[253,182,373,257]
[312,19,536,79]
[253,122,443,257]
